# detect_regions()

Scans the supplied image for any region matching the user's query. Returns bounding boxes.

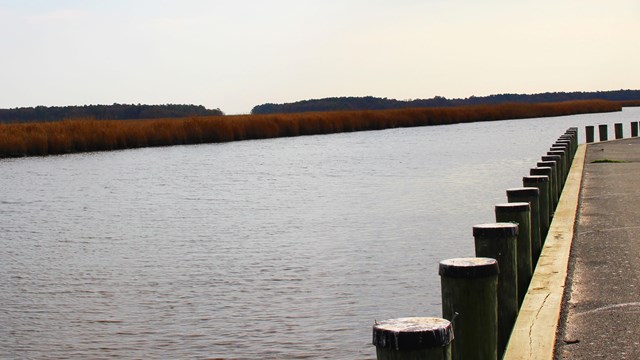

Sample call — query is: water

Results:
[1,108,638,359]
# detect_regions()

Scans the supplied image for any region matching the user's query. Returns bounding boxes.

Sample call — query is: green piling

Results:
[615,123,623,139]
[523,175,550,247]
[552,142,569,152]
[599,124,608,142]
[561,128,578,155]
[373,317,454,360]
[555,140,573,163]
[530,167,554,222]
[530,161,560,213]
[586,125,595,143]
[495,202,532,308]
[440,257,499,360]
[564,129,578,161]
[537,160,559,208]
[472,223,518,359]
[547,150,567,186]
[542,155,562,195]
[549,147,568,179]
[507,187,541,268]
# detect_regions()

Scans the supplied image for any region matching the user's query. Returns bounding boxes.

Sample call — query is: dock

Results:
[505,137,640,359]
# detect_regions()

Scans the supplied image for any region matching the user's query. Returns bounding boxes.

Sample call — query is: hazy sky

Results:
[1,1,638,114]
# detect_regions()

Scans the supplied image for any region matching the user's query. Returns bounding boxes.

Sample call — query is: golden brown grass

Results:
[0,100,622,158]
[619,100,640,107]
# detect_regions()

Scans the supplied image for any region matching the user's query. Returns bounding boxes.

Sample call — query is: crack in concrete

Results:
[529,293,552,358]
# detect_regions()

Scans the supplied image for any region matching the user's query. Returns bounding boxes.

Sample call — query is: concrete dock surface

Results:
[555,138,640,359]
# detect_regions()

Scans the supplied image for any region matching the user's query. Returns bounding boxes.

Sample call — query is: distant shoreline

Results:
[0,104,223,124]
[250,90,640,114]
[0,100,632,159]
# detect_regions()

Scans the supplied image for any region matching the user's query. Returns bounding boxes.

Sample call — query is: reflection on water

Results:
[1,108,638,359]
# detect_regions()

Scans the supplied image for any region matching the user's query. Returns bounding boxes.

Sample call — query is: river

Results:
[1,108,638,359]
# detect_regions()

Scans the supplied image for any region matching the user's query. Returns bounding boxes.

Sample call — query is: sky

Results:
[0,0,638,114]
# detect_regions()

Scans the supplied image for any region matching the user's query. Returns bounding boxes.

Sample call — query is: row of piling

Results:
[372,128,580,359]
[585,122,640,142]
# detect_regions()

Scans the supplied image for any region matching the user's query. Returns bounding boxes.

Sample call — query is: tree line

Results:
[0,104,224,124]
[251,90,640,114]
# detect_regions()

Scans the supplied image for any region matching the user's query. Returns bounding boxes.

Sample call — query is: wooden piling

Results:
[532,160,561,208]
[615,123,623,139]
[507,187,541,268]
[472,223,518,359]
[551,143,569,152]
[530,167,554,221]
[585,125,595,143]
[547,150,567,186]
[563,129,578,162]
[562,128,578,155]
[555,140,573,163]
[537,160,559,208]
[563,128,578,150]
[495,202,532,308]
[551,143,571,170]
[523,175,550,247]
[542,155,562,195]
[598,124,608,142]
[440,258,499,360]
[549,147,568,172]
[373,317,454,360]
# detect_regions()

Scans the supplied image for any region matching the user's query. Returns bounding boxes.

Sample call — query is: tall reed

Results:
[0,100,622,158]
[619,100,640,107]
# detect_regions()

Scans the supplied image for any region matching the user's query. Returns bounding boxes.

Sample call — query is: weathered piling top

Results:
[372,317,454,351]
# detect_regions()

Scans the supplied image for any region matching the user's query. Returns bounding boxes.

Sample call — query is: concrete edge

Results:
[503,143,586,360]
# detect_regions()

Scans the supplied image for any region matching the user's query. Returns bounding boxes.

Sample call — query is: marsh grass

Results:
[619,100,640,107]
[0,100,622,158]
